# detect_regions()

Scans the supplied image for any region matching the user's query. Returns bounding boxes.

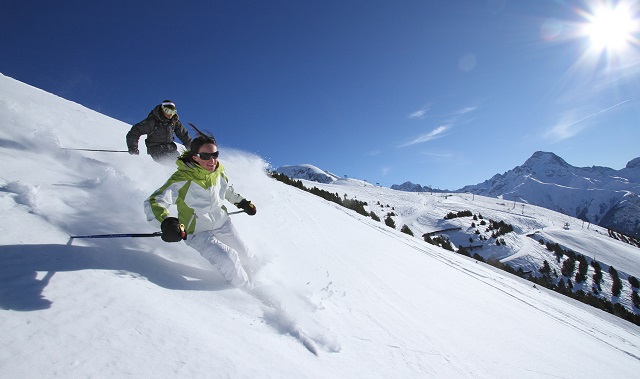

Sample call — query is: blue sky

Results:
[3,0,639,189]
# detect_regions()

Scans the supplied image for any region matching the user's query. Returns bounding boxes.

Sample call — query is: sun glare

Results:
[583,3,638,53]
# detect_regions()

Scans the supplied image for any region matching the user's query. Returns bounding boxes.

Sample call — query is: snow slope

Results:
[2,73,640,378]
[305,178,640,311]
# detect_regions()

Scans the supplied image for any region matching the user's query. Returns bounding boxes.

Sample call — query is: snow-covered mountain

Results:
[390,181,447,193]
[2,72,640,378]
[275,164,341,184]
[458,151,640,238]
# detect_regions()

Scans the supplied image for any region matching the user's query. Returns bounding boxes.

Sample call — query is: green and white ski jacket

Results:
[144,160,245,235]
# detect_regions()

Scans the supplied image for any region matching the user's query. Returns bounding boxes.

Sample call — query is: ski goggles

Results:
[162,105,177,116]
[196,151,219,160]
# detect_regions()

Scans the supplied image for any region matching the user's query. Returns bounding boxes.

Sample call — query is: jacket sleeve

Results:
[174,120,192,150]
[221,170,245,205]
[126,116,155,150]
[144,177,188,228]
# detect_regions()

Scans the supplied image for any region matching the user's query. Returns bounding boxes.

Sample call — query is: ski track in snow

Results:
[246,279,341,356]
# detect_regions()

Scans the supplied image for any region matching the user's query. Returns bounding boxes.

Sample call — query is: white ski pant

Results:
[185,218,258,288]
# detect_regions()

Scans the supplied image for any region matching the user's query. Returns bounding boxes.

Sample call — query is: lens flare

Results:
[583,3,638,53]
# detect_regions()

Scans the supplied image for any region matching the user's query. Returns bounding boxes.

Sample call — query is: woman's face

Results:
[193,143,219,172]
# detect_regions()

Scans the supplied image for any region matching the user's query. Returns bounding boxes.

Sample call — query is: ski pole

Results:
[70,232,163,239]
[227,210,246,215]
[63,148,129,153]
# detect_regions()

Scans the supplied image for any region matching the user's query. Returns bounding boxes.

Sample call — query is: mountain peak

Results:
[523,151,569,168]
[626,157,640,169]
[275,164,340,183]
[391,181,425,192]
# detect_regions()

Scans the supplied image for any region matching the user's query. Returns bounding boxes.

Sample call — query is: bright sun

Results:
[583,3,637,52]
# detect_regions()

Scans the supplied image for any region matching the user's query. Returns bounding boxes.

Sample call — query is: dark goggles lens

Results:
[197,151,219,160]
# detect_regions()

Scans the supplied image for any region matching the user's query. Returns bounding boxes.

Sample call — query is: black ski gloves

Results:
[161,217,186,242]
[128,147,139,155]
[235,199,257,216]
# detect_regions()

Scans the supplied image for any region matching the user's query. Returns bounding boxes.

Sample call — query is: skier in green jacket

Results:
[144,132,259,288]
[126,100,192,164]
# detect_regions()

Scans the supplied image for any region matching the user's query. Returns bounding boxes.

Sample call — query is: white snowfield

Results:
[1,72,639,378]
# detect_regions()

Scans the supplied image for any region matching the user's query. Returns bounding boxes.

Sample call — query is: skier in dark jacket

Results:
[126,100,192,164]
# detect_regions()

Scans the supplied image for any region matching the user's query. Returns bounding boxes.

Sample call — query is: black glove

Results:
[236,199,256,216]
[128,147,139,155]
[161,217,186,242]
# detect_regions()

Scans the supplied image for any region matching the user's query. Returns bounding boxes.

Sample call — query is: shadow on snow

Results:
[0,243,228,312]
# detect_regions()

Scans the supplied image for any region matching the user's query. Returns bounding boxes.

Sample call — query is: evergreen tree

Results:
[553,244,564,262]
[442,239,454,251]
[609,266,623,297]
[574,255,588,283]
[629,276,639,289]
[537,261,552,287]
[561,256,576,278]
[384,215,396,229]
[540,260,552,277]
[400,224,414,236]
[557,278,566,292]
[592,260,603,291]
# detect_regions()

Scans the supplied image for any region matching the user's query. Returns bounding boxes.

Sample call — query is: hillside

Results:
[294,176,640,313]
[2,73,640,378]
